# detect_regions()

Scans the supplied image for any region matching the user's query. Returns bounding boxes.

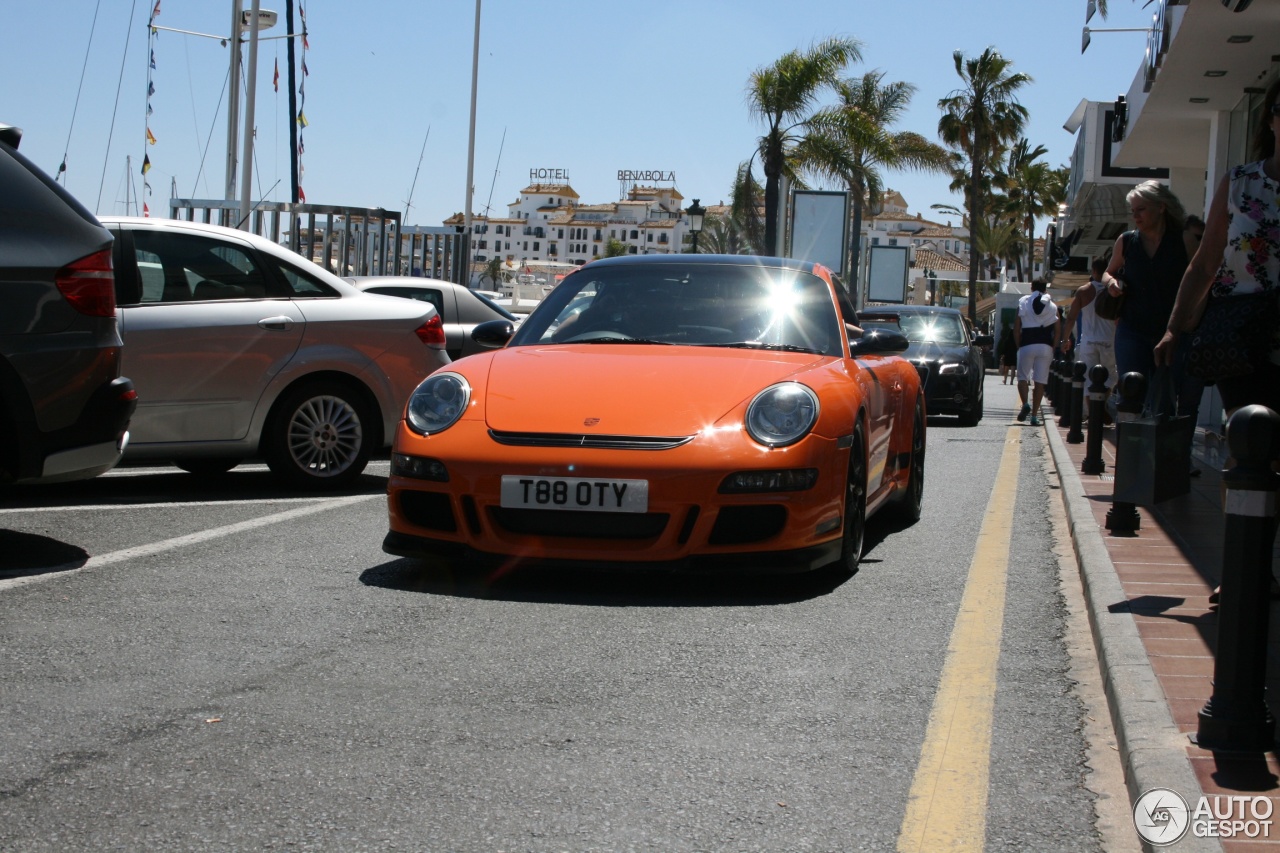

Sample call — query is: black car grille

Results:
[489,507,670,539]
[488,430,693,450]
[398,491,457,532]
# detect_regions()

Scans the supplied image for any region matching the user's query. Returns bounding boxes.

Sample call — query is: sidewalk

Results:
[1041,388,1280,851]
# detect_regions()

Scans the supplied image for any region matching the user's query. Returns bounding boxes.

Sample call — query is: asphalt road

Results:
[0,378,1106,852]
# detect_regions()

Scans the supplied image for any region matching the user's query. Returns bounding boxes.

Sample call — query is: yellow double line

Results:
[897,427,1022,852]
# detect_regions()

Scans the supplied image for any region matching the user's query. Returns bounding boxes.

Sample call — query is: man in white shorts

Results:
[1014,279,1059,426]
[1057,258,1116,420]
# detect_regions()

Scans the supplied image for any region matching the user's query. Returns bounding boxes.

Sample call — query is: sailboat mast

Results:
[404,127,430,223]
[286,0,299,203]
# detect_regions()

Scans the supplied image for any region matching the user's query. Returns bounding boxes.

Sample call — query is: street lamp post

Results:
[686,198,706,253]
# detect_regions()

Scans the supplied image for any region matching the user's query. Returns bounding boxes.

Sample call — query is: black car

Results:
[856,305,991,425]
[0,123,136,483]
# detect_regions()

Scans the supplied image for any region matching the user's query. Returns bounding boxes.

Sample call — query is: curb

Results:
[1041,414,1221,852]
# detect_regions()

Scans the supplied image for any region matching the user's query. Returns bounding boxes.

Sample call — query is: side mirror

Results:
[850,328,910,356]
[472,319,515,349]
[973,334,994,348]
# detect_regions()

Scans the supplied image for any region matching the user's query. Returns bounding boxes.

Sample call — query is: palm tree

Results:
[801,71,950,289]
[478,256,507,290]
[746,37,862,255]
[694,213,755,255]
[729,160,766,255]
[938,47,1031,322]
[1001,158,1067,282]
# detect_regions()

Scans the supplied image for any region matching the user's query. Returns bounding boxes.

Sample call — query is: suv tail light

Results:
[55,248,116,317]
[414,314,447,349]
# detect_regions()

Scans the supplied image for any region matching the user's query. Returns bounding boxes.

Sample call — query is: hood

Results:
[481,345,826,434]
[904,340,970,363]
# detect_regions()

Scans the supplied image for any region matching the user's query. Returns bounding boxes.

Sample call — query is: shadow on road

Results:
[0,530,88,577]
[360,555,858,607]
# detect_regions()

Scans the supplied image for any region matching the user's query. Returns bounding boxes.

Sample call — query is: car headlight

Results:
[938,362,968,375]
[745,383,819,448]
[406,372,471,434]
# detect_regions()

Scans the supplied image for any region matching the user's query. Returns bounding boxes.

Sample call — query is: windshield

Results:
[508,262,844,356]
[864,312,967,346]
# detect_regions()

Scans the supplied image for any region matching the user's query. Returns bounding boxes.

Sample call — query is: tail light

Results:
[414,314,447,349]
[55,248,116,317]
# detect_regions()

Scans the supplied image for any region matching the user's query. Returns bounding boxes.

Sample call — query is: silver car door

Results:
[118,228,305,444]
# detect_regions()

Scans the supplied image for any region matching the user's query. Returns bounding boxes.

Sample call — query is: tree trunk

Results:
[763,152,781,258]
[967,153,982,324]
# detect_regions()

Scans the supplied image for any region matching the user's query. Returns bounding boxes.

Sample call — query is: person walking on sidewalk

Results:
[1101,180,1195,416]
[1155,78,1280,418]
[1014,279,1059,426]
[1154,78,1280,604]
[1058,257,1117,406]
[998,323,1017,384]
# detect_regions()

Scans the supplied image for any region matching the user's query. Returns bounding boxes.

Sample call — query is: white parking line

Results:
[0,497,348,514]
[0,493,380,592]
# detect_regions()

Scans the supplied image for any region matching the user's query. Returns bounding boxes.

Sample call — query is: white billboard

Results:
[866,245,910,304]
[788,190,848,277]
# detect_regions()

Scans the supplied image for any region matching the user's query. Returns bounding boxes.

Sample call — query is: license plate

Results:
[499,475,649,513]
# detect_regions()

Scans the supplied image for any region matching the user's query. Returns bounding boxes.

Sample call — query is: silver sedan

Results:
[100,217,451,489]
[346,276,519,360]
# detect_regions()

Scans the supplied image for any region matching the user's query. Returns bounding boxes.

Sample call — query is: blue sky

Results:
[5,0,1159,228]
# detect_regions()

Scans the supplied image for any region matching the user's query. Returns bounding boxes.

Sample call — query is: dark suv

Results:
[0,124,135,483]
[857,305,991,425]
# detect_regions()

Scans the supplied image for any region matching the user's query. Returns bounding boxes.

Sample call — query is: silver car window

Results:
[131,230,269,303]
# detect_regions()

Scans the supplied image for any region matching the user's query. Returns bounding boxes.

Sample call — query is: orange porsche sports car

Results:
[382,254,925,574]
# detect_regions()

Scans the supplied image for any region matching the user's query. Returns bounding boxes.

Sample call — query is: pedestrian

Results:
[1155,78,1280,603]
[1101,180,1197,416]
[998,323,1017,384]
[1014,279,1059,426]
[1155,79,1280,418]
[1058,257,1117,416]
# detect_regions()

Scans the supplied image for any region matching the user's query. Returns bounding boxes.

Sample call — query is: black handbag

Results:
[1113,414,1194,505]
[1185,289,1279,382]
[1093,276,1125,321]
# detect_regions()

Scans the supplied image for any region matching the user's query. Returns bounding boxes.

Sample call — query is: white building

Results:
[445,181,693,269]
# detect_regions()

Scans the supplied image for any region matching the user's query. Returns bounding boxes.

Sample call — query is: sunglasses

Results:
[1270,103,1280,116]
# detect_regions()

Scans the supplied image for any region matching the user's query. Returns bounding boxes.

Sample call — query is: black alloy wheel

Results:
[835,424,867,573]
[890,399,925,523]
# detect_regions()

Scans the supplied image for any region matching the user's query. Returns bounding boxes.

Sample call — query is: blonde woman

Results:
[1102,180,1196,415]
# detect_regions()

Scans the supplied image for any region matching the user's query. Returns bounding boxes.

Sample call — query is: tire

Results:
[175,458,240,476]
[263,381,374,490]
[834,425,867,573]
[958,376,984,426]
[889,399,925,524]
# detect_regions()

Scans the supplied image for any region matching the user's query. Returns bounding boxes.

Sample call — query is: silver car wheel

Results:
[286,394,364,477]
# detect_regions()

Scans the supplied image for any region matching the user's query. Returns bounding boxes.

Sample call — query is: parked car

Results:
[0,123,136,484]
[98,217,451,489]
[383,254,925,575]
[856,305,991,426]
[346,276,519,360]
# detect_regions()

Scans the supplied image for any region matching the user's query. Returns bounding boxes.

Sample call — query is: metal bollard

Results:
[1057,357,1072,427]
[1081,364,1109,475]
[1105,371,1146,534]
[1195,405,1280,751]
[1066,361,1086,443]
[1048,355,1061,406]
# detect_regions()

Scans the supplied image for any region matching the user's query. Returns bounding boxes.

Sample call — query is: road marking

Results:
[0,493,379,592]
[0,497,348,514]
[897,427,1021,852]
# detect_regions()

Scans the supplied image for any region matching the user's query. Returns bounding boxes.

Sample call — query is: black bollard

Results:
[1048,355,1061,406]
[1066,361,1086,443]
[1195,405,1280,752]
[1057,356,1072,427]
[1081,364,1109,475]
[1105,371,1146,534]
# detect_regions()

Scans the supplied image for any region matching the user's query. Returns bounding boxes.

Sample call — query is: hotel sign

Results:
[530,168,570,182]
[617,170,676,182]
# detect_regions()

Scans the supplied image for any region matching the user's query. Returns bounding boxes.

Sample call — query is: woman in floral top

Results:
[1155,77,1280,415]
